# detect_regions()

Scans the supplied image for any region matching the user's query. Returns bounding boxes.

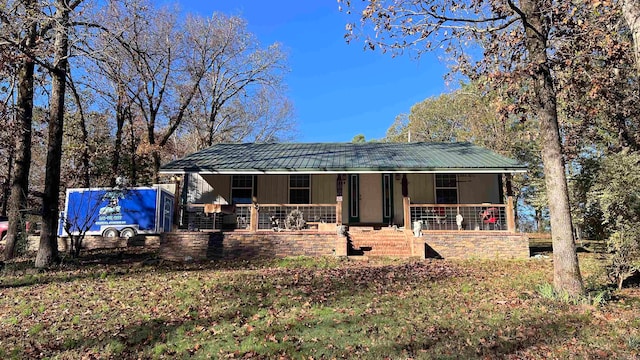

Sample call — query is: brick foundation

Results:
[417,231,529,259]
[28,235,160,252]
[159,231,347,261]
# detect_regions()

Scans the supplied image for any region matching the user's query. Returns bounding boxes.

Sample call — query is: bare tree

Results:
[36,0,86,268]
[184,14,292,149]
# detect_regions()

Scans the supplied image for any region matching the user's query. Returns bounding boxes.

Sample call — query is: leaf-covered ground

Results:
[1,251,639,359]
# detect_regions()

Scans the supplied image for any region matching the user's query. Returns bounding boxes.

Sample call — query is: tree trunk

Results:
[111,88,127,186]
[622,0,640,73]
[4,0,37,259]
[519,0,584,296]
[1,145,14,217]
[68,77,90,187]
[152,150,161,184]
[35,1,70,268]
[129,116,138,184]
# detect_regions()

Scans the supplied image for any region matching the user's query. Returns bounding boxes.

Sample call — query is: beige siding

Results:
[312,174,335,203]
[197,174,231,203]
[458,174,500,203]
[406,174,435,203]
[258,175,288,203]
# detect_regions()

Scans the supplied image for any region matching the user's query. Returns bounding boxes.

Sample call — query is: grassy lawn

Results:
[1,251,639,359]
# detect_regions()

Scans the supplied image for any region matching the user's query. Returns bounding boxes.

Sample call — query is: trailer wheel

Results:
[102,228,119,238]
[120,228,136,239]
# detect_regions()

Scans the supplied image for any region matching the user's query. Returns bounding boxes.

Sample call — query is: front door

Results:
[352,174,383,224]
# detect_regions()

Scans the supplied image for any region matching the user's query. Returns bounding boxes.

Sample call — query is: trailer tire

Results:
[102,228,119,238]
[120,228,136,239]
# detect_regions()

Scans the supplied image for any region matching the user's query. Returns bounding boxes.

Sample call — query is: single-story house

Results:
[158,142,530,260]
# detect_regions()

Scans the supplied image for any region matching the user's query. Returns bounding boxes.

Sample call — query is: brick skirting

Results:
[29,235,160,252]
[159,231,348,261]
[418,231,530,259]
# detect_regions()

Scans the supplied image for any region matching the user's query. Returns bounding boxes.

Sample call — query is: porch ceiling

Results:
[160,142,527,175]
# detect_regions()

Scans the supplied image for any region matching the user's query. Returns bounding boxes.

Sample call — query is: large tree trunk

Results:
[622,0,640,73]
[68,77,90,187]
[35,1,70,268]
[1,146,14,216]
[519,0,584,296]
[111,87,127,186]
[4,0,37,259]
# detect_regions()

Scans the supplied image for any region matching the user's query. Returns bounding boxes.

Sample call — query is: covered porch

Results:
[174,172,517,234]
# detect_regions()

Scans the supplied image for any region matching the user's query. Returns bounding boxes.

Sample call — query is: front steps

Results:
[347,226,414,258]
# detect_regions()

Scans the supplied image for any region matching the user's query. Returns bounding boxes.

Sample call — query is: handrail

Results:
[409,203,506,208]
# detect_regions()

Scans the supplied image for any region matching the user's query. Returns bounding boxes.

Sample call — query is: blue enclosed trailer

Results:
[58,186,174,238]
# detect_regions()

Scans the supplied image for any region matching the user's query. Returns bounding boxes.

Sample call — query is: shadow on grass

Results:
[54,302,591,359]
[378,313,589,359]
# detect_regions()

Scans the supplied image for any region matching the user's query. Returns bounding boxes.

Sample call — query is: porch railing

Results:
[179,203,337,231]
[256,204,337,230]
[409,203,509,231]
[235,204,252,230]
[181,204,223,230]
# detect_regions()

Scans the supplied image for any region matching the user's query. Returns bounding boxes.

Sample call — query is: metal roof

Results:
[160,142,527,174]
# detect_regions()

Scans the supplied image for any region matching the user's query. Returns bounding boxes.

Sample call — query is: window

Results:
[289,175,310,204]
[435,174,458,204]
[231,175,254,204]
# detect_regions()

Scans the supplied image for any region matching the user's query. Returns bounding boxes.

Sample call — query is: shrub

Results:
[588,151,640,289]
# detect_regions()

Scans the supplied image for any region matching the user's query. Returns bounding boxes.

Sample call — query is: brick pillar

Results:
[506,196,516,233]
[335,234,347,256]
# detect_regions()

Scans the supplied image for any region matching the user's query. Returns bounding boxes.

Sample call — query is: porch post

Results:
[250,202,258,232]
[336,174,344,225]
[506,196,516,232]
[403,197,411,230]
[172,175,182,231]
[402,174,411,230]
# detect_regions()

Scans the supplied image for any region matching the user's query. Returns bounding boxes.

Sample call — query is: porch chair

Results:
[479,207,501,230]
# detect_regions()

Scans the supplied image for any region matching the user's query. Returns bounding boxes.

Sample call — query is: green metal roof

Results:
[160,142,527,174]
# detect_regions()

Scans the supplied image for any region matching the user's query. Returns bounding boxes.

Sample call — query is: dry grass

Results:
[0,250,638,359]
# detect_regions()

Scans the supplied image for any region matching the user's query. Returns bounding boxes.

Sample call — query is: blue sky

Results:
[178,0,449,142]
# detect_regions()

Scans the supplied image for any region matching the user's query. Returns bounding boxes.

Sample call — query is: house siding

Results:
[200,174,231,203]
[258,175,288,203]
[311,174,335,203]
[458,174,500,203]
[407,174,435,203]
